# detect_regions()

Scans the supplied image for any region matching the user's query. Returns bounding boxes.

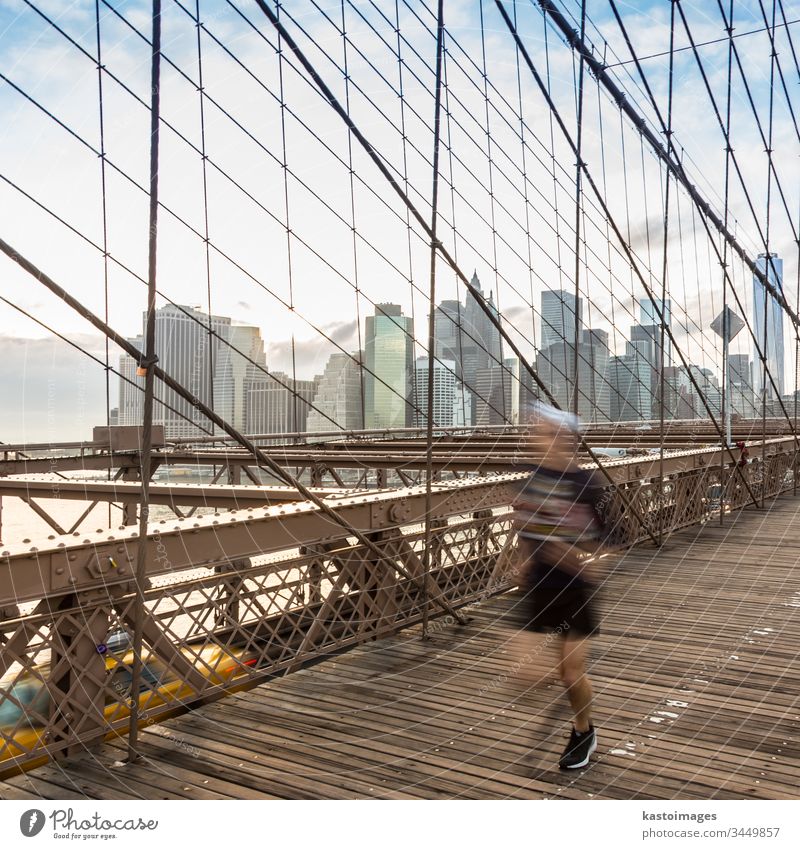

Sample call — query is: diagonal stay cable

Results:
[17,0,669,423]
[0,238,469,625]
[495,0,761,510]
[0,295,213,437]
[535,0,799,334]
[13,2,516,428]
[605,0,800,447]
[251,0,659,545]
[421,0,446,637]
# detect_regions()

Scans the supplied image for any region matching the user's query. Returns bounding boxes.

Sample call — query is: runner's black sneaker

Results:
[558,725,597,769]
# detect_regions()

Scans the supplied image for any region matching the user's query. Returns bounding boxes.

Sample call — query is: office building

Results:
[610,351,651,421]
[413,357,458,428]
[537,332,611,422]
[306,351,364,436]
[213,324,267,432]
[541,290,582,351]
[364,304,414,429]
[118,335,144,427]
[246,372,317,438]
[729,354,757,418]
[753,253,785,400]
[474,358,520,426]
[432,272,504,424]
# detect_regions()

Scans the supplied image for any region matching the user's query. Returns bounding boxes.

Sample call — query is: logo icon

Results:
[19,809,46,837]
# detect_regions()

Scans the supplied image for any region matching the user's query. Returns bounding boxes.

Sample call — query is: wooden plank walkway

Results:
[2,495,800,800]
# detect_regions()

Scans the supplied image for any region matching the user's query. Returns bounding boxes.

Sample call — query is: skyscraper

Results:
[462,271,503,388]
[474,357,520,426]
[753,253,785,400]
[581,329,612,422]
[118,335,144,427]
[364,304,414,429]
[306,351,364,437]
[213,324,267,432]
[245,372,317,439]
[118,306,271,438]
[433,300,463,373]
[413,357,458,428]
[432,272,504,424]
[640,298,671,328]
[729,354,757,418]
[118,305,231,437]
[538,335,611,422]
[539,290,583,416]
[610,352,651,421]
[629,325,659,417]
[541,290,582,350]
[638,297,673,379]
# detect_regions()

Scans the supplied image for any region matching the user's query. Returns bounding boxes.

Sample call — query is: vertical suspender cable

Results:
[571,0,587,417]
[596,67,616,423]
[340,0,367,439]
[720,0,734,522]
[275,2,300,449]
[478,0,506,424]
[395,1,418,442]
[543,8,567,407]
[422,0,446,638]
[513,0,537,407]
[795,174,800,495]
[761,0,779,506]
[127,0,161,763]
[195,0,214,429]
[441,28,470,430]
[94,0,112,523]
[658,0,675,543]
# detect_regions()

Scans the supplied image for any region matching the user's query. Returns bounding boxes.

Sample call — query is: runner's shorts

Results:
[521,582,599,637]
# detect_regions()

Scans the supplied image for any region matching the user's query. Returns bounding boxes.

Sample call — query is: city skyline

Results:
[106,265,795,441]
[3,0,798,444]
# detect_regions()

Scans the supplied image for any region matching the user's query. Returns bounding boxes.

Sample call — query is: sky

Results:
[0,0,798,441]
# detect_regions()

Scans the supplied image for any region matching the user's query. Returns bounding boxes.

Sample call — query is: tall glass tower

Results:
[753,253,785,401]
[364,304,414,429]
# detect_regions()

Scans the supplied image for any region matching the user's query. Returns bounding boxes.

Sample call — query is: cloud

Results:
[265,319,360,378]
[0,334,113,444]
[0,0,796,416]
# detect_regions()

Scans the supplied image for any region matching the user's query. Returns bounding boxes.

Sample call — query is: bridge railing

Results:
[0,438,797,775]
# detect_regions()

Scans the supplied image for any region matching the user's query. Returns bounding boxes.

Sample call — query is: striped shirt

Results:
[514,465,604,544]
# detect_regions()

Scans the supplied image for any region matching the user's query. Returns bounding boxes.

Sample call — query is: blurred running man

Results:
[512,401,609,770]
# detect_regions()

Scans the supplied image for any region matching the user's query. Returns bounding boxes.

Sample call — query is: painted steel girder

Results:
[0,475,520,606]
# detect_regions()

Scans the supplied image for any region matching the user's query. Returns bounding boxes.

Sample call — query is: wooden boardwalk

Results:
[2,495,800,800]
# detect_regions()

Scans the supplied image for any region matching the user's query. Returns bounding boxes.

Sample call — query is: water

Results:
[0,492,189,546]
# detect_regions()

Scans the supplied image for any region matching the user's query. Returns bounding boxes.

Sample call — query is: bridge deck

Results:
[2,497,800,800]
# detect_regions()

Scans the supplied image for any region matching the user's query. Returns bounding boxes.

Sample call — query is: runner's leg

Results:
[559,635,593,732]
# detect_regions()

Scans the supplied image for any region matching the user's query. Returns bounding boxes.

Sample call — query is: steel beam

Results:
[0,475,518,605]
[0,479,348,508]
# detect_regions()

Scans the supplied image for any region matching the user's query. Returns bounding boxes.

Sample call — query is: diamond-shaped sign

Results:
[711,306,745,341]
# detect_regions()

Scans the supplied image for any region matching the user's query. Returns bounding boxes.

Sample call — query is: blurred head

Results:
[525,401,580,465]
